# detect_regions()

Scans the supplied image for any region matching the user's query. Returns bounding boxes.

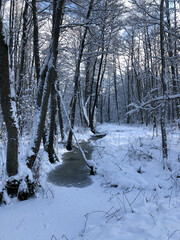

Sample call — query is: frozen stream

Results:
[47,141,94,188]
[47,134,106,188]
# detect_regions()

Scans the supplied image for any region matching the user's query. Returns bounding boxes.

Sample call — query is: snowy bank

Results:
[0,124,180,240]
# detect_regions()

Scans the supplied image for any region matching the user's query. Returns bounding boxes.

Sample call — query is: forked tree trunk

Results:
[44,0,64,163]
[66,0,95,150]
[26,0,66,169]
[89,49,108,133]
[89,52,104,133]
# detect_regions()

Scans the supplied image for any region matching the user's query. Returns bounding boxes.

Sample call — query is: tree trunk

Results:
[160,0,168,165]
[0,13,18,177]
[89,49,108,132]
[107,78,111,122]
[89,57,97,130]
[89,53,104,133]
[16,1,28,97]
[46,70,59,163]
[66,0,95,150]
[57,82,65,141]
[9,0,15,68]
[32,0,40,82]
[27,0,66,169]
[113,55,120,123]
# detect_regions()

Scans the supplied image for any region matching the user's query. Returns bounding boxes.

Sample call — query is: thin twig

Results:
[51,235,57,240]
[168,230,180,240]
[62,234,69,240]
[130,189,143,206]
[123,192,134,213]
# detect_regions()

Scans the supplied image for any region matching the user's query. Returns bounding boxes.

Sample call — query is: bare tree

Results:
[66,0,95,150]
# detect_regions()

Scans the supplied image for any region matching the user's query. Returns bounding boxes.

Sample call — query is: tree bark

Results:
[16,1,29,97]
[27,0,66,169]
[46,70,59,163]
[32,0,40,82]
[0,13,18,177]
[9,0,15,68]
[89,52,104,133]
[113,55,120,123]
[89,50,108,133]
[160,0,168,163]
[57,82,65,141]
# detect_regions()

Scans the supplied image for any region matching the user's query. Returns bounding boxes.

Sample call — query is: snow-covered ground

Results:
[0,124,180,240]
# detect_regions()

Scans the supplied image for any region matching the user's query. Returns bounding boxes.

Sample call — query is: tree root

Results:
[0,176,35,205]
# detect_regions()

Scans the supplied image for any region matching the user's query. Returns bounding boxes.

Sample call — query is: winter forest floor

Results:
[0,123,180,240]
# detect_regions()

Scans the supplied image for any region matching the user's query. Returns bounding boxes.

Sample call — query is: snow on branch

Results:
[55,86,97,174]
[126,94,180,116]
[60,23,89,28]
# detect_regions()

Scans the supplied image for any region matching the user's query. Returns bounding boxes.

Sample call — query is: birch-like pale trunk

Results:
[160,0,168,166]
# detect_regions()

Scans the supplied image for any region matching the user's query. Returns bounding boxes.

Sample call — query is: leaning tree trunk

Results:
[0,10,18,177]
[45,0,65,162]
[26,0,66,169]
